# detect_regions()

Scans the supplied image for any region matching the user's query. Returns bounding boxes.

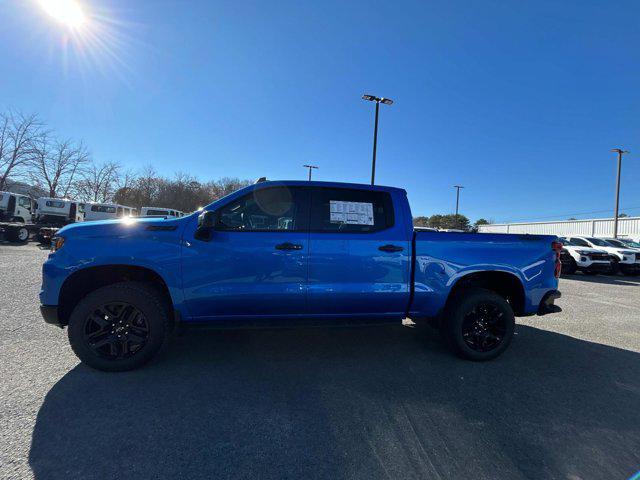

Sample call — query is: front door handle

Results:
[378,244,404,253]
[275,242,303,251]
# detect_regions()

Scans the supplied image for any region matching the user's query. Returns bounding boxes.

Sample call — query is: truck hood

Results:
[56,216,191,238]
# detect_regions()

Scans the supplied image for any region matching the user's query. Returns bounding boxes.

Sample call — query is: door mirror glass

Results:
[195,210,216,241]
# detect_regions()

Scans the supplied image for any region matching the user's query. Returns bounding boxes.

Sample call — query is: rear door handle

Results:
[275,242,303,251]
[378,244,404,253]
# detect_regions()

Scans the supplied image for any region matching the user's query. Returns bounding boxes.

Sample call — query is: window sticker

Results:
[330,200,374,225]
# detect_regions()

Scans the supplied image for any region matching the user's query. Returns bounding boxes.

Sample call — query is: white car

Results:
[567,236,640,276]
[140,207,184,218]
[601,237,640,252]
[618,238,640,249]
[559,237,611,275]
[84,203,137,221]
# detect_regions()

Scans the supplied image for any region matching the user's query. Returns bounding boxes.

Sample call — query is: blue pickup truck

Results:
[40,180,561,371]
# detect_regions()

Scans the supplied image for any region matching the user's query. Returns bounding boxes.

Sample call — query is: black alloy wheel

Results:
[460,302,506,352]
[443,287,515,361]
[68,282,171,371]
[83,302,150,360]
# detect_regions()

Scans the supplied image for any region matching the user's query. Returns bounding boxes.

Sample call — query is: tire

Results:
[609,258,620,275]
[442,288,515,361]
[563,258,577,275]
[6,226,29,243]
[67,282,172,372]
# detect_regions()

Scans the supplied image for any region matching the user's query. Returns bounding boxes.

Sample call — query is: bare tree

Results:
[0,111,43,190]
[74,161,121,203]
[31,136,90,198]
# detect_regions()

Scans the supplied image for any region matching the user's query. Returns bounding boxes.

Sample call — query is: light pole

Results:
[362,94,393,185]
[611,148,629,238]
[303,164,318,181]
[453,185,464,215]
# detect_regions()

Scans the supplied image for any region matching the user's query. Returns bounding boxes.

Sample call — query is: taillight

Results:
[552,241,562,278]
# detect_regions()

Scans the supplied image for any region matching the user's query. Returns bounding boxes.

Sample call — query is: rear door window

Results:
[310,188,394,233]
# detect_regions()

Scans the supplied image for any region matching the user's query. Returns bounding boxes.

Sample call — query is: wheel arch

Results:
[58,265,174,326]
[445,270,526,316]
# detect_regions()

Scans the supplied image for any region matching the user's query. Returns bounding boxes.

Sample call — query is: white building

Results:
[478,216,640,241]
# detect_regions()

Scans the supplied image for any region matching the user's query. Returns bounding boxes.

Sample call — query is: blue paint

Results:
[40,181,559,323]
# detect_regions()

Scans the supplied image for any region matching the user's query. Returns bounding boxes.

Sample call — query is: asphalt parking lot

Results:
[1,243,639,480]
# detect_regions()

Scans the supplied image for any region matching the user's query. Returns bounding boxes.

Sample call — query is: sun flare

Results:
[39,0,86,28]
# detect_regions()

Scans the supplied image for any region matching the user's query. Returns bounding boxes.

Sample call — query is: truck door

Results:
[307,187,411,317]
[181,186,310,319]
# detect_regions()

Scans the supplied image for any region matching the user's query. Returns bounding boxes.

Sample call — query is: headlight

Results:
[51,237,65,252]
[619,250,635,255]
[576,250,592,255]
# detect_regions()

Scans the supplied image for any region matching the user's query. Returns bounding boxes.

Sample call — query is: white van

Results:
[0,191,35,223]
[84,203,138,221]
[35,197,84,225]
[140,207,184,218]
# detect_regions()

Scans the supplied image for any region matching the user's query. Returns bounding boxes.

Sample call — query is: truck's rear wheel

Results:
[67,282,171,372]
[443,288,515,361]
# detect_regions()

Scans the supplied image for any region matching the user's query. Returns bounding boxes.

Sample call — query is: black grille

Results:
[588,253,610,261]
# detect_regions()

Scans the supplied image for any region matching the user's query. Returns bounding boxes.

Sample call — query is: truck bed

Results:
[409,231,558,318]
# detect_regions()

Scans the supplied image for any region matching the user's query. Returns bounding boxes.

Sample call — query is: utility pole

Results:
[362,94,393,185]
[303,164,318,181]
[611,148,629,238]
[453,185,464,215]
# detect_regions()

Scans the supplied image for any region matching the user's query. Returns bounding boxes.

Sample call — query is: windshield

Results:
[620,240,640,248]
[605,238,626,248]
[586,237,611,247]
[560,238,577,246]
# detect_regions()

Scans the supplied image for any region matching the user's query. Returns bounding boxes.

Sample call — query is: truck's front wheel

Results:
[443,288,515,361]
[67,282,171,371]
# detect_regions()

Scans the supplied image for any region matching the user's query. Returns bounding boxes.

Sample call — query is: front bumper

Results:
[538,290,561,315]
[580,262,611,273]
[40,305,63,328]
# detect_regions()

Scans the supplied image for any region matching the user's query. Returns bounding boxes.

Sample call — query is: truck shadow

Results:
[28,324,640,480]
[561,272,640,286]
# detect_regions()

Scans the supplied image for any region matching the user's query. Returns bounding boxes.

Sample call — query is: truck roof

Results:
[253,180,407,194]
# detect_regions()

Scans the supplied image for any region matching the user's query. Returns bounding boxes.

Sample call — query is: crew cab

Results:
[567,236,640,275]
[558,237,611,275]
[40,181,561,371]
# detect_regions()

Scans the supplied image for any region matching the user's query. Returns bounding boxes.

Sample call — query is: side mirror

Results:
[194,210,216,241]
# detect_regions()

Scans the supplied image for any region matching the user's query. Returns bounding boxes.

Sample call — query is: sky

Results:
[1,0,639,223]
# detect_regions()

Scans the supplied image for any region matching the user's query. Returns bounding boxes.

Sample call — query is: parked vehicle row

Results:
[559,236,640,276]
[0,190,187,243]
